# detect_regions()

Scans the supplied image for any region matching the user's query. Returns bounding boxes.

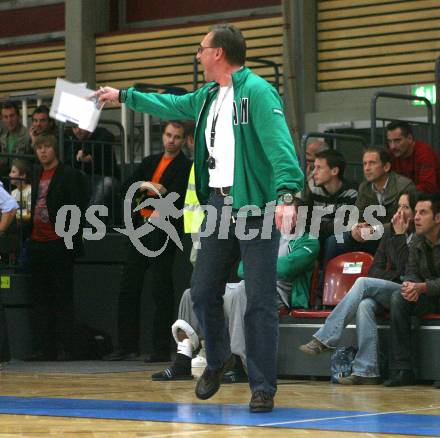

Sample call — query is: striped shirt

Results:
[306,179,358,240]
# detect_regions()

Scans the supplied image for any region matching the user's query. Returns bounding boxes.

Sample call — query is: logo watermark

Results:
[55,183,387,257]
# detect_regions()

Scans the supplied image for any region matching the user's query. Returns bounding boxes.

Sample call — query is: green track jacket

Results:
[238,233,320,308]
[121,67,304,212]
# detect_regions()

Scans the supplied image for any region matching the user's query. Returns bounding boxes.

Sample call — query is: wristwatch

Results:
[278,192,296,205]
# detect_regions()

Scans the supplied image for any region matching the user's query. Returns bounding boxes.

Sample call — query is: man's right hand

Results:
[76,150,92,163]
[351,222,375,242]
[351,223,364,242]
[93,86,120,104]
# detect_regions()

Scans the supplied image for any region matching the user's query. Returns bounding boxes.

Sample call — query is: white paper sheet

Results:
[50,78,103,132]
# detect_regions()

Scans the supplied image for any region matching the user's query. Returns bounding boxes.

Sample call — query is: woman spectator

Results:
[299,191,417,385]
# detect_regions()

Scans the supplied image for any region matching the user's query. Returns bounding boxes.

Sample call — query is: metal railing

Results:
[125,83,188,171]
[59,120,126,227]
[192,56,281,92]
[301,132,368,185]
[370,91,434,147]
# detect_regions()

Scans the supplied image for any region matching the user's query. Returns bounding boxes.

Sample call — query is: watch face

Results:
[283,193,294,204]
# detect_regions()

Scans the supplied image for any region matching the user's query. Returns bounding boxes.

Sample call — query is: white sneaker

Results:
[191,354,207,368]
[191,354,207,378]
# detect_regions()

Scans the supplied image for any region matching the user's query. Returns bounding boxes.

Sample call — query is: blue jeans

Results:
[191,191,280,395]
[314,277,401,377]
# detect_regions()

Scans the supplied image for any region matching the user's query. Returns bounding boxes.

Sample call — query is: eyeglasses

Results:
[196,45,218,54]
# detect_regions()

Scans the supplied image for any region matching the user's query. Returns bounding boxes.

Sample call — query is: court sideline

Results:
[0,362,439,437]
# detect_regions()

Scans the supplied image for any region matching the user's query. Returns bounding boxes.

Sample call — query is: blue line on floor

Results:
[0,396,439,435]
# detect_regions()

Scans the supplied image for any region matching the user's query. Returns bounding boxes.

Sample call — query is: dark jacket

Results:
[368,224,413,283]
[64,127,120,179]
[30,163,90,257]
[122,151,192,233]
[404,234,440,298]
[356,171,415,224]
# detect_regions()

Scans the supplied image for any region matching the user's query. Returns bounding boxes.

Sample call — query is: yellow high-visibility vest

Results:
[183,164,204,233]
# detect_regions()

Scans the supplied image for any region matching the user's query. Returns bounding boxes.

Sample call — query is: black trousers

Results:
[389,290,438,370]
[117,229,177,355]
[28,239,75,357]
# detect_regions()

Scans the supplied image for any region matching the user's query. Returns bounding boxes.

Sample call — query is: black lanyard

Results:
[207,85,232,169]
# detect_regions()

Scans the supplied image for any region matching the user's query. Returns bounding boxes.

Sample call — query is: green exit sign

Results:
[411,84,436,105]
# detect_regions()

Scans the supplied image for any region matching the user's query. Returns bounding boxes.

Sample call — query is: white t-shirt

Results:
[205,85,235,188]
[12,185,31,220]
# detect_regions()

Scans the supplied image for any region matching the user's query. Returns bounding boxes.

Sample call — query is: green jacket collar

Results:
[206,66,250,91]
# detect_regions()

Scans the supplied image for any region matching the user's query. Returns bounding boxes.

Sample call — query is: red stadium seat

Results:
[421,313,440,320]
[308,262,320,308]
[322,251,374,306]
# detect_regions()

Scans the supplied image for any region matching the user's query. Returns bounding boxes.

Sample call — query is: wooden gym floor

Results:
[0,362,439,437]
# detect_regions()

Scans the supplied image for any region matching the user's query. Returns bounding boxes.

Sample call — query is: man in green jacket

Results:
[95,24,303,413]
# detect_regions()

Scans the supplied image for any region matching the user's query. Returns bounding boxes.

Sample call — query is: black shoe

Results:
[144,353,171,363]
[384,370,415,387]
[151,366,193,381]
[103,349,138,361]
[249,390,274,413]
[195,355,235,400]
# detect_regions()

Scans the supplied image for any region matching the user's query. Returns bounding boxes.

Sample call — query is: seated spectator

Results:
[322,146,415,268]
[152,283,248,382]
[304,139,328,197]
[299,191,416,385]
[386,121,440,193]
[9,159,32,269]
[0,102,32,181]
[152,226,320,381]
[9,159,32,222]
[384,192,440,387]
[307,149,358,303]
[307,149,358,243]
[28,105,57,147]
